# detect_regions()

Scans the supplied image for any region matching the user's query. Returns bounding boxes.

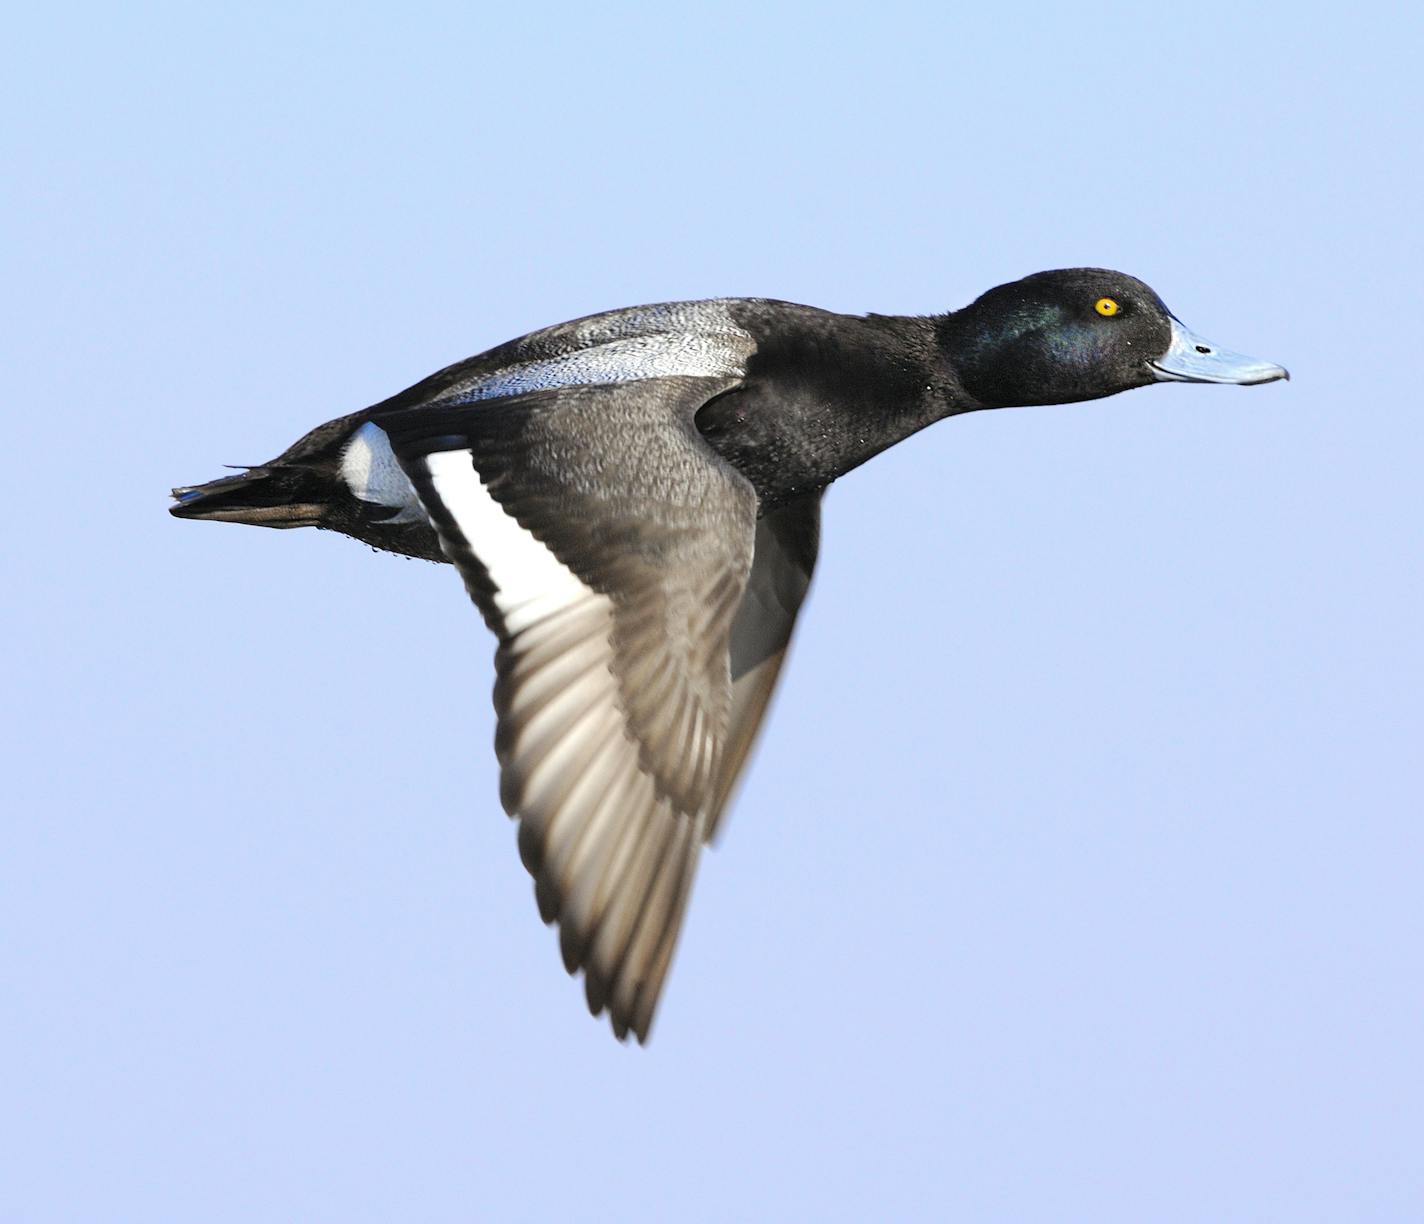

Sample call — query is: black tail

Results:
[169,465,331,529]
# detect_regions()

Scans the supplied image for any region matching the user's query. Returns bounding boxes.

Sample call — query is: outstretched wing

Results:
[707,495,822,840]
[380,375,757,1041]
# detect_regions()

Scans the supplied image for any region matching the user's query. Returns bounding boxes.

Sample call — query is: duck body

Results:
[179,295,951,550]
[172,269,1287,1042]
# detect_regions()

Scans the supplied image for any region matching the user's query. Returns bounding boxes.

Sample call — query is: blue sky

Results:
[5,2,1421,1220]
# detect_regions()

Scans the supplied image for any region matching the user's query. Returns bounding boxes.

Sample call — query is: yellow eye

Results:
[1095,297,1120,317]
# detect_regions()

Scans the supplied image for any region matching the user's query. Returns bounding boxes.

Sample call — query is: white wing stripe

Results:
[423,449,591,631]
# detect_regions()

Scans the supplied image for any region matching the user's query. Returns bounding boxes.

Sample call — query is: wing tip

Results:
[526,823,684,1047]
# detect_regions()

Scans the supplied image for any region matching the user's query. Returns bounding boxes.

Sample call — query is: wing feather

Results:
[705,496,822,840]
[386,376,758,1041]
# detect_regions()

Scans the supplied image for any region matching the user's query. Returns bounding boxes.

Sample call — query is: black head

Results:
[938,268,1288,409]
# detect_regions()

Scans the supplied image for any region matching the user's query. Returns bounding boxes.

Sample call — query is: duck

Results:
[171,267,1288,1042]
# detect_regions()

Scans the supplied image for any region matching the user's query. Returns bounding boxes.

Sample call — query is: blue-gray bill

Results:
[1151,316,1289,385]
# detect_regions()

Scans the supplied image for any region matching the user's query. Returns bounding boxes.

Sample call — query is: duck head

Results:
[938,268,1288,409]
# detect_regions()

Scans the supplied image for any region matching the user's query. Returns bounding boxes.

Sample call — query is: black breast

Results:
[695,302,949,509]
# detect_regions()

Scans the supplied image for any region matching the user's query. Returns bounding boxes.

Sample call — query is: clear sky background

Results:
[5,3,1421,1220]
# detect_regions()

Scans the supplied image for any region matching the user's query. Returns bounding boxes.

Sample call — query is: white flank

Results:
[423,449,594,635]
[340,423,424,522]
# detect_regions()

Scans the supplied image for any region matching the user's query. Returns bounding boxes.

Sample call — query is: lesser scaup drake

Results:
[172,268,1287,1041]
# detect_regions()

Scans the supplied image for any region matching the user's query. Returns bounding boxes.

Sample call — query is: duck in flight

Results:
[171,268,1288,1042]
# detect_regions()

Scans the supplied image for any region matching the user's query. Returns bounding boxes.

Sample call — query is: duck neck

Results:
[698,308,980,509]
